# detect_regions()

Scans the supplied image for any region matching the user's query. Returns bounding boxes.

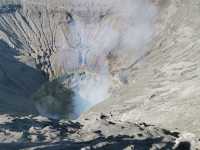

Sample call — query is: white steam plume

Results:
[52,0,157,119]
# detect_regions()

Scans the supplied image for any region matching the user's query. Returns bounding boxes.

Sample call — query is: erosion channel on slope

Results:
[0,0,156,120]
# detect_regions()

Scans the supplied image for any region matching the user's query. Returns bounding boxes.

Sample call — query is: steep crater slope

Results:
[85,0,200,135]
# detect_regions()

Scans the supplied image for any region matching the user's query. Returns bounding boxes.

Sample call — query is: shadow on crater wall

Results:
[0,39,46,115]
[0,135,176,150]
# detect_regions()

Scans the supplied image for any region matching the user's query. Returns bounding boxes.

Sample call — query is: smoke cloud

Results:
[51,0,157,119]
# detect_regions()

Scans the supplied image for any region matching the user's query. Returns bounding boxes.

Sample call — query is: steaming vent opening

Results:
[33,62,111,120]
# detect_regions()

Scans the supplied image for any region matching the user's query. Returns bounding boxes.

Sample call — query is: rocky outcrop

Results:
[0,114,199,150]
